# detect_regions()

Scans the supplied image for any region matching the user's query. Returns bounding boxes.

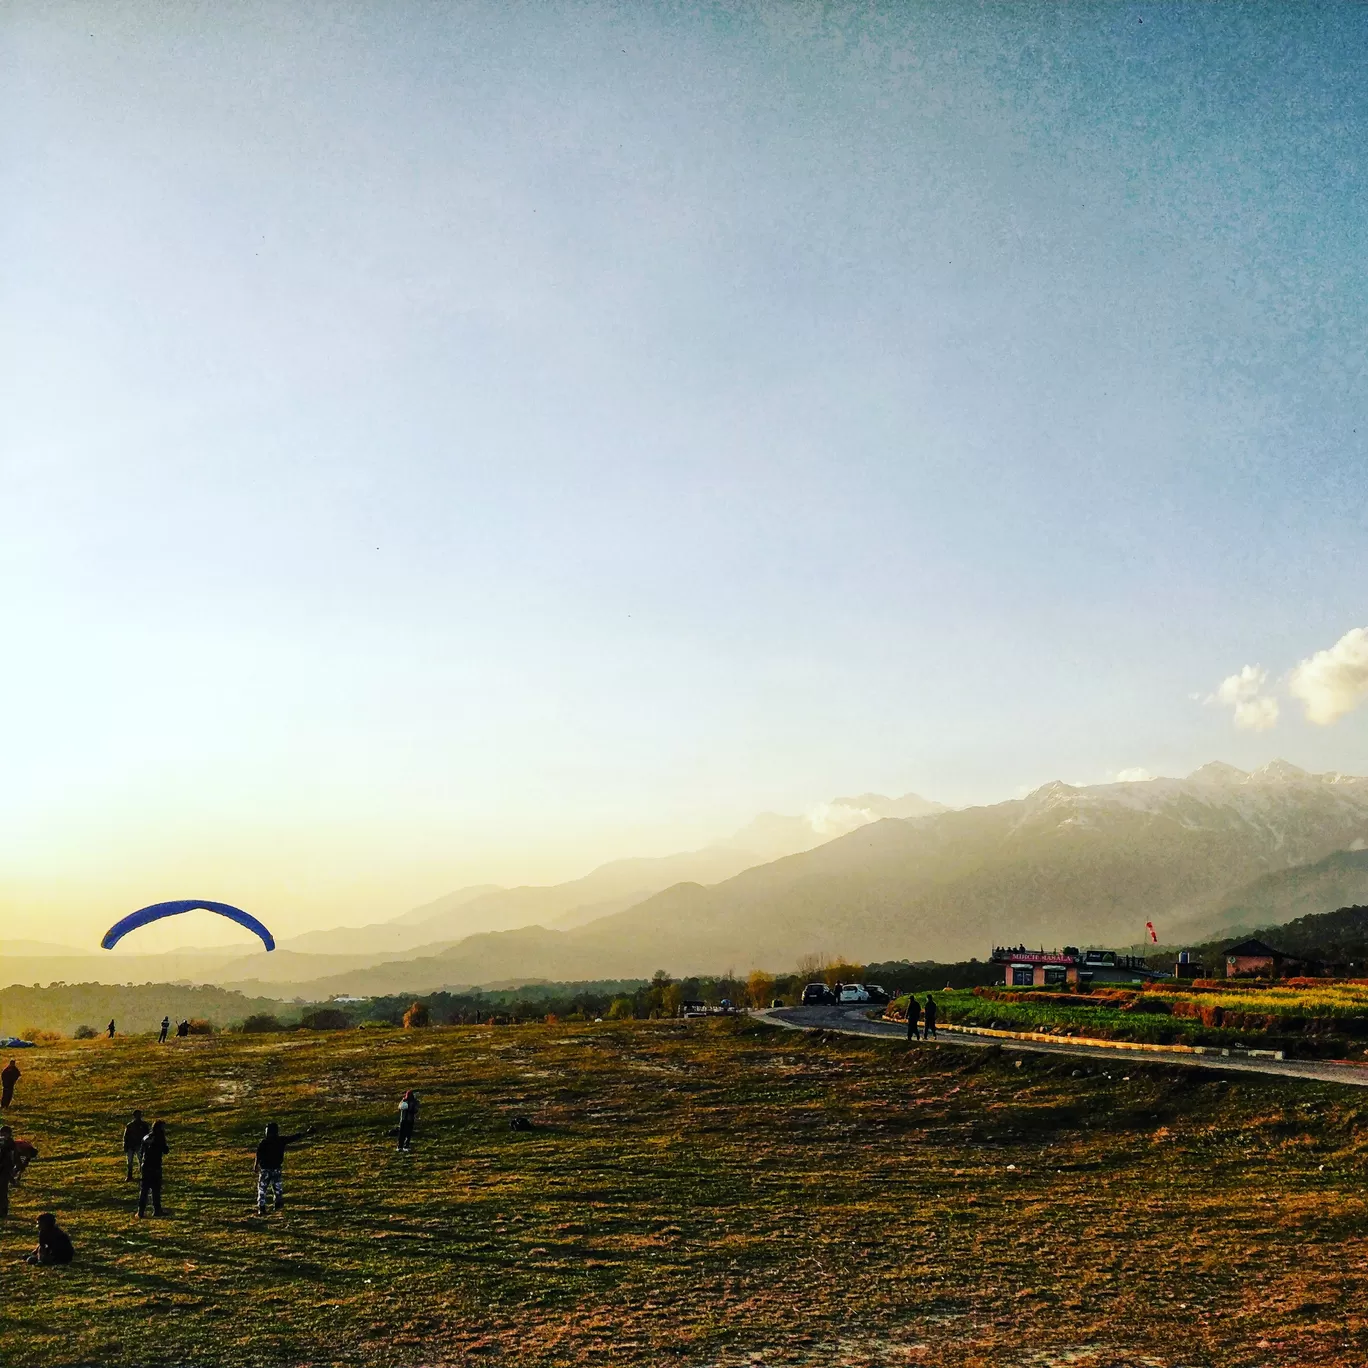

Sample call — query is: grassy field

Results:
[900,985,1368,1054]
[3,1018,1368,1367]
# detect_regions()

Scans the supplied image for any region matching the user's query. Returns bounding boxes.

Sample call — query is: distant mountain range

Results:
[273,791,947,956]
[0,792,944,988]
[6,764,1368,997]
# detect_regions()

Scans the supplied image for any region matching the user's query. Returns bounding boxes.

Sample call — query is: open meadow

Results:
[3,1017,1368,1367]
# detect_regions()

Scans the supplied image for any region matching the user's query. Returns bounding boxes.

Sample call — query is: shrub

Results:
[187,1018,214,1035]
[240,1014,284,1034]
[300,1008,351,1031]
[21,1027,62,1045]
[402,1001,431,1029]
[607,996,635,1020]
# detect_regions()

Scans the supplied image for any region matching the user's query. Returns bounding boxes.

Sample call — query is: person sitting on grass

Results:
[25,1212,73,1265]
[254,1122,315,1215]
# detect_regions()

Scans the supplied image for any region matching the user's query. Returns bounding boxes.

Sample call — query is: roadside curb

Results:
[937,1022,1285,1061]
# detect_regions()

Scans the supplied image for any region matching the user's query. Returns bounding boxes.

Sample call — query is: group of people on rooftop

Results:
[1,1040,424,1264]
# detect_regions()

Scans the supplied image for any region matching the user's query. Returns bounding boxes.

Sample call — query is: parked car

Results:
[836,984,872,1004]
[801,982,834,1005]
[863,984,890,1003]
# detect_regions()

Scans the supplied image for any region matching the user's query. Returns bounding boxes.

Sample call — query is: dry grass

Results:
[1,1017,1366,1366]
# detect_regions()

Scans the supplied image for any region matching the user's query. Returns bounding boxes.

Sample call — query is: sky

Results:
[2,2,1366,947]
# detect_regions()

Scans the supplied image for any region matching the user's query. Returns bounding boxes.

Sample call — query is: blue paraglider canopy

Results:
[102,900,275,952]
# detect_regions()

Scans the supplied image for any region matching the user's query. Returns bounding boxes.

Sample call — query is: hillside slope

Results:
[1179,849,1368,941]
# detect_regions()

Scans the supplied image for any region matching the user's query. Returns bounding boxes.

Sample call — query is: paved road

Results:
[757,1004,1368,1089]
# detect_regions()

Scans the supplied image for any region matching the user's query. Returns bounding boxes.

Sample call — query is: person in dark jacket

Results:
[176,1019,190,1039]
[254,1122,315,1215]
[1,1058,19,1108]
[923,994,938,1039]
[137,1121,169,1218]
[0,1126,15,1221]
[25,1212,74,1265]
[396,1090,419,1151]
[106,1020,116,1039]
[123,1110,150,1181]
[905,997,921,1042]
[158,1017,170,1044]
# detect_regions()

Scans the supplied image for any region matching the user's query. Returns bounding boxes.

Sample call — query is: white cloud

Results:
[1208,665,1280,732]
[805,801,877,837]
[1289,626,1368,725]
[1113,767,1153,783]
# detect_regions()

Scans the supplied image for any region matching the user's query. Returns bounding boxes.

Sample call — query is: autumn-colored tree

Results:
[747,970,777,1008]
[403,1001,431,1029]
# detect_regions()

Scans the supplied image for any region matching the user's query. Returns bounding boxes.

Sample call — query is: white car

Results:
[836,984,872,1004]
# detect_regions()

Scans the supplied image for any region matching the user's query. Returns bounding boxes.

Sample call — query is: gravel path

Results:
[757,1004,1368,1088]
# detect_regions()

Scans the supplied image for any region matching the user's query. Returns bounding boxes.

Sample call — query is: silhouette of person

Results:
[0,1125,15,1221]
[254,1122,314,1215]
[137,1121,169,1218]
[26,1212,73,1265]
[905,997,921,1042]
[923,995,938,1039]
[123,1110,150,1182]
[1,1059,19,1108]
[396,1091,419,1151]
[158,1018,170,1044]
[106,1020,116,1039]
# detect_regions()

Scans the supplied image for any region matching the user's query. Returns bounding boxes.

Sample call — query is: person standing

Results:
[25,1212,74,1265]
[0,1125,16,1221]
[176,1020,190,1039]
[137,1121,169,1218]
[1,1058,19,1108]
[158,1017,170,1044]
[396,1090,419,1151]
[923,994,938,1040]
[254,1122,314,1215]
[122,1110,150,1182]
[905,996,921,1043]
[106,1020,116,1039]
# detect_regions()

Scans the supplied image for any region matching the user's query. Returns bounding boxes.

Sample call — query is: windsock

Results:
[1146,921,1158,943]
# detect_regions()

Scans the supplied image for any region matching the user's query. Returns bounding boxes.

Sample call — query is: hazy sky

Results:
[3,2,1366,946]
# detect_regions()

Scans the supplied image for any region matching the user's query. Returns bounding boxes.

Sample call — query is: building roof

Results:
[1225,937,1285,959]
